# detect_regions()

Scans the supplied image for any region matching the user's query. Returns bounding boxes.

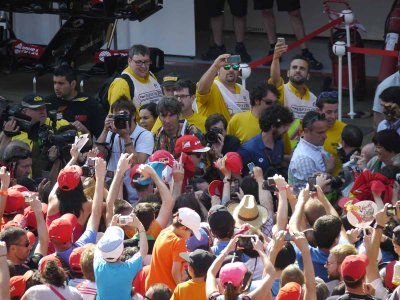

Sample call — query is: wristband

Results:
[374,224,385,230]
[0,190,7,196]
[223,178,232,184]
[95,142,109,146]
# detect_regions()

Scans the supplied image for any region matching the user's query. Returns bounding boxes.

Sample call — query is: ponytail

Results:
[224,282,237,300]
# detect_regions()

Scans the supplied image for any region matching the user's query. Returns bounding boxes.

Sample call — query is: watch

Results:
[374,224,385,230]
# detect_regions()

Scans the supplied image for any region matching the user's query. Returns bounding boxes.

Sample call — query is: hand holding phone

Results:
[277,37,285,45]
[308,177,317,192]
[247,162,255,174]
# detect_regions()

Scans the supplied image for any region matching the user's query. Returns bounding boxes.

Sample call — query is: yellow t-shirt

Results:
[227,110,260,144]
[107,67,159,115]
[12,117,70,149]
[324,120,347,176]
[172,280,206,300]
[196,79,241,122]
[151,112,206,135]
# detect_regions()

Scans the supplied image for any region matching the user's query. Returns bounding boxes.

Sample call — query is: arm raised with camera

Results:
[86,158,106,232]
[293,231,317,300]
[30,197,49,256]
[47,144,80,216]
[105,153,134,226]
[249,237,275,300]
[198,54,230,95]
[288,187,310,232]
[138,164,175,229]
[270,42,287,88]
[272,175,289,231]
[253,167,274,219]
[206,236,239,298]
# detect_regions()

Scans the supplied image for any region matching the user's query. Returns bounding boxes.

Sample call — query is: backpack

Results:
[97,72,135,112]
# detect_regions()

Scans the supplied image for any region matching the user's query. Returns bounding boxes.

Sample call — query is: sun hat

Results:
[227,195,269,229]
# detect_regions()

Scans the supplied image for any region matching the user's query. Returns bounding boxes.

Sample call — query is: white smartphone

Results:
[277,37,285,45]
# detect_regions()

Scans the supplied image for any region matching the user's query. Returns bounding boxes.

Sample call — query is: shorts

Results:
[253,0,300,12]
[207,0,248,18]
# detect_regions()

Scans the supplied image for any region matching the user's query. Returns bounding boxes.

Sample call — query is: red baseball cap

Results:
[24,202,48,229]
[10,270,34,298]
[69,244,94,273]
[38,255,63,273]
[208,180,224,197]
[57,165,83,191]
[48,213,77,243]
[5,188,26,214]
[175,135,210,154]
[276,282,302,300]
[341,254,369,283]
[224,152,243,175]
[149,150,175,168]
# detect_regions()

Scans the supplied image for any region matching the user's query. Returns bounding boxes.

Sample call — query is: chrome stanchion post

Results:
[342,9,355,119]
[332,41,346,122]
[239,63,251,90]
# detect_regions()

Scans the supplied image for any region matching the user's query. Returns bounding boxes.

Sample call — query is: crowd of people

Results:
[0,41,399,300]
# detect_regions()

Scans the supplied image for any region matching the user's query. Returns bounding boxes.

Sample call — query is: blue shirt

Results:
[57,229,97,266]
[237,133,284,176]
[94,250,142,300]
[295,245,330,282]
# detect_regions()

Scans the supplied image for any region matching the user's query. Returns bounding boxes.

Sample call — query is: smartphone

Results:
[308,177,317,192]
[267,178,275,186]
[231,179,240,201]
[387,205,396,217]
[237,235,254,249]
[247,162,255,174]
[24,195,32,203]
[119,215,133,225]
[277,37,285,45]
[227,55,241,64]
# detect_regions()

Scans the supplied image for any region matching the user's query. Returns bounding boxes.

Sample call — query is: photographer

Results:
[96,96,154,204]
[377,86,400,135]
[0,94,73,180]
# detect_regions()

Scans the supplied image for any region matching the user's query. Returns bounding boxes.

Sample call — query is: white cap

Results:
[97,226,124,262]
[177,207,201,240]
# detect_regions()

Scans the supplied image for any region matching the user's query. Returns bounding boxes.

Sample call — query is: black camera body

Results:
[237,235,254,250]
[82,158,96,177]
[0,100,38,135]
[113,112,130,129]
[205,127,223,144]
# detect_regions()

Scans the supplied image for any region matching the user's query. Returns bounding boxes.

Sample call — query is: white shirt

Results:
[372,71,400,113]
[106,125,154,204]
[23,284,83,300]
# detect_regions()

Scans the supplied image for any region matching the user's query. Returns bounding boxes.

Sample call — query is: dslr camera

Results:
[205,127,223,144]
[0,99,38,136]
[113,112,130,129]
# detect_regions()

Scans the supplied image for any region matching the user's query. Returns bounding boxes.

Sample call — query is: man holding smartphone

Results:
[197,54,250,122]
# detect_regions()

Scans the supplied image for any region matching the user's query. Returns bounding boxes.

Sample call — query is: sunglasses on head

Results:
[223,64,240,71]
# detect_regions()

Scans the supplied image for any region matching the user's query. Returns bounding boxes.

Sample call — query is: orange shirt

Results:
[145,228,187,291]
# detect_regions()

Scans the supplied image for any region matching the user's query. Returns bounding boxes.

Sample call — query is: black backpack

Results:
[97,72,135,112]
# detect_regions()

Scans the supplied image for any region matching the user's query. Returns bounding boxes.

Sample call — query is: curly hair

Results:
[41,260,67,287]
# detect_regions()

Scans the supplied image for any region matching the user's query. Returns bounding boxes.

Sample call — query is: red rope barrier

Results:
[347,46,398,57]
[249,17,344,68]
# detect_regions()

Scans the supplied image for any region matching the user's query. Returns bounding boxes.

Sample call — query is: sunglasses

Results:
[223,64,240,71]
[318,91,338,100]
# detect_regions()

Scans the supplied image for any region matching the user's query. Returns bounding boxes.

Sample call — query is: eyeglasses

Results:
[11,241,30,248]
[223,64,240,71]
[317,91,338,102]
[132,60,152,66]
[302,112,326,129]
[175,94,191,100]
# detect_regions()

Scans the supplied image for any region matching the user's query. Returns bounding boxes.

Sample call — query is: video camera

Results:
[205,127,223,144]
[0,98,39,136]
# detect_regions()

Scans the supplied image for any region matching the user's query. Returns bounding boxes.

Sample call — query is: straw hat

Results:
[227,195,269,229]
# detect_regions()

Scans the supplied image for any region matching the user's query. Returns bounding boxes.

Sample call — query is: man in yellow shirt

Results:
[227,83,279,143]
[107,44,163,114]
[196,54,250,122]
[151,80,206,134]
[269,41,317,149]
[316,92,346,176]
